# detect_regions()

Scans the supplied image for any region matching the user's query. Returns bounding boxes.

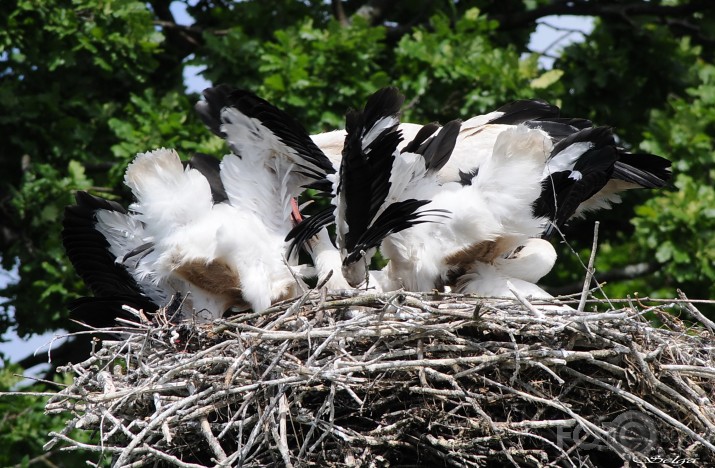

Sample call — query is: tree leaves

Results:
[631,61,715,297]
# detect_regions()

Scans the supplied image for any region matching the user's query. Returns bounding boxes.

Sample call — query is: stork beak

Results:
[290,198,303,225]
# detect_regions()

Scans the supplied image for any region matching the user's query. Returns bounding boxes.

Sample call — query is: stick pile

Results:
[45,290,715,467]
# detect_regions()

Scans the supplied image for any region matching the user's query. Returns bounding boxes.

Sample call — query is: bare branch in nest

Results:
[578,221,600,312]
[35,289,715,467]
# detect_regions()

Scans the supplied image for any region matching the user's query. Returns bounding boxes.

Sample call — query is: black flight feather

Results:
[401,122,440,154]
[524,120,580,142]
[415,119,461,173]
[535,146,619,236]
[224,88,335,179]
[285,206,336,258]
[611,153,672,188]
[196,85,335,190]
[340,87,404,254]
[339,88,458,265]
[550,126,615,159]
[343,199,450,266]
[62,191,158,309]
[543,117,593,130]
[186,152,228,203]
[489,99,560,125]
[302,178,334,192]
[194,84,233,138]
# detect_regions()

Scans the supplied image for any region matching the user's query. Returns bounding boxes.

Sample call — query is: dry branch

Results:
[42,290,715,467]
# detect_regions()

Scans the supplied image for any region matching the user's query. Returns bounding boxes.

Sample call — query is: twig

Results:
[200,417,227,462]
[507,280,545,318]
[578,221,599,312]
[33,290,715,467]
[678,289,715,332]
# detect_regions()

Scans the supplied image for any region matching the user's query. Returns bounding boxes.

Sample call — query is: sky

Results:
[0,7,594,375]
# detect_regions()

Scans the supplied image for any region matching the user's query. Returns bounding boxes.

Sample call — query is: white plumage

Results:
[124,148,277,318]
[63,86,672,328]
[381,124,551,292]
[454,238,557,299]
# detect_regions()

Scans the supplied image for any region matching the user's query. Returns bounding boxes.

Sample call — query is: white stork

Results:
[296,89,558,295]
[379,123,552,292]
[287,87,460,290]
[62,152,231,324]
[453,238,558,299]
[309,96,671,297]
[312,100,672,238]
[64,86,339,324]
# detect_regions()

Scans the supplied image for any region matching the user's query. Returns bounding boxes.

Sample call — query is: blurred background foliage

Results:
[1,0,713,465]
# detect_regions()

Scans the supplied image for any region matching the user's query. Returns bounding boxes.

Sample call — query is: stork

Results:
[380,123,552,292]
[312,100,671,237]
[310,96,671,296]
[65,86,338,324]
[62,152,230,325]
[288,87,460,289]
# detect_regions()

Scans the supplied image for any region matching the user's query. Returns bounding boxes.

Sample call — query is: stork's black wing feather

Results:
[302,178,334,192]
[285,206,336,258]
[612,152,672,188]
[62,192,160,326]
[489,99,560,125]
[62,192,148,299]
[401,122,440,154]
[340,87,404,254]
[344,199,450,265]
[196,85,336,196]
[542,117,593,130]
[415,119,461,173]
[524,120,580,142]
[550,126,615,158]
[535,146,619,237]
[194,84,233,137]
[234,90,334,175]
[187,152,228,203]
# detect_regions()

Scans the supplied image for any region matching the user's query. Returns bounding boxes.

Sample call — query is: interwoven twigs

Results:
[43,290,715,467]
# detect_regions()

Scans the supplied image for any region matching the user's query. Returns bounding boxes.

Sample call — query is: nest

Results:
[45,289,715,467]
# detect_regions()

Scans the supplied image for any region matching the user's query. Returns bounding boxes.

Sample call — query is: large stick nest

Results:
[46,290,715,467]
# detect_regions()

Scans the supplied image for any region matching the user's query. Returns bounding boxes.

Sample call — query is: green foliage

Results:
[199,26,265,92]
[6,161,94,336]
[257,16,391,130]
[0,0,166,335]
[557,21,698,143]
[107,90,222,180]
[0,365,96,466]
[200,16,390,131]
[0,0,162,171]
[635,62,715,298]
[393,8,563,122]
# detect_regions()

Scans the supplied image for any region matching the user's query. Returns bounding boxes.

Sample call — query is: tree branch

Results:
[149,0,203,60]
[332,0,349,27]
[495,0,714,33]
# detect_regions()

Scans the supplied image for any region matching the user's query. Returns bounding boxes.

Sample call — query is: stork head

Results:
[342,247,374,288]
[499,238,557,283]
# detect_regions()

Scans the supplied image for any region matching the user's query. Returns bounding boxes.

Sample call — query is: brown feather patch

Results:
[444,237,514,270]
[176,259,245,306]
